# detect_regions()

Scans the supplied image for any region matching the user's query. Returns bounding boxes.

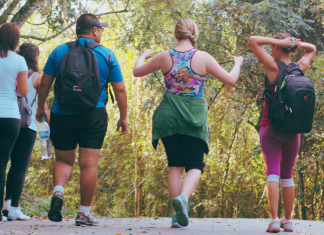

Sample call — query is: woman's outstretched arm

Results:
[133,49,164,77]
[205,53,243,86]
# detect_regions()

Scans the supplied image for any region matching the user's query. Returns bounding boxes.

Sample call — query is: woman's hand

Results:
[278,37,301,49]
[140,49,154,59]
[232,56,244,67]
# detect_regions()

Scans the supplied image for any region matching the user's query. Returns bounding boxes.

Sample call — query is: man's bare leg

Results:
[78,148,101,207]
[48,149,76,222]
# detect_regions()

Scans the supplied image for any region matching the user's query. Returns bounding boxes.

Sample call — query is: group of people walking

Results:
[0,13,316,233]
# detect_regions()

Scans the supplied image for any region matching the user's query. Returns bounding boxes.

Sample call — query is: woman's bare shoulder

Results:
[160,50,171,56]
[193,50,213,64]
[33,73,42,89]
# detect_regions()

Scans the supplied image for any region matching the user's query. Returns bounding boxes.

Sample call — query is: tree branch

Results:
[26,18,48,26]
[0,0,20,25]
[185,2,196,17]
[21,9,129,42]
[11,0,44,28]
[0,0,9,12]
[247,120,259,133]
[96,8,128,16]
[21,21,75,42]
[166,0,181,19]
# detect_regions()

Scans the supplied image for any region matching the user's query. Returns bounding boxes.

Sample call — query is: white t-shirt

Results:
[0,51,28,119]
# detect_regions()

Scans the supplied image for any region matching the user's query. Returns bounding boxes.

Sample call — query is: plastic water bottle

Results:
[39,118,52,160]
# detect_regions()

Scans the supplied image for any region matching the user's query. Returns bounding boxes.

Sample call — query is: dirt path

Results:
[1,217,323,235]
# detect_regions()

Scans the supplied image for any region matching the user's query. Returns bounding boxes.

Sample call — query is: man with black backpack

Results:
[36,14,128,226]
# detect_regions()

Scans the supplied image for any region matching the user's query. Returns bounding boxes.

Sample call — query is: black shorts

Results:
[50,108,108,151]
[161,134,206,173]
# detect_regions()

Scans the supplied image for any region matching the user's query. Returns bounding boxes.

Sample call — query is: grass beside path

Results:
[19,193,77,219]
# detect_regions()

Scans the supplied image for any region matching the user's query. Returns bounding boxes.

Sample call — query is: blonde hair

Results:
[175,18,199,48]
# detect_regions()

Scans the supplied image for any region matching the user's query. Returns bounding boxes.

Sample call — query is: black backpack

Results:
[55,39,114,108]
[264,61,315,133]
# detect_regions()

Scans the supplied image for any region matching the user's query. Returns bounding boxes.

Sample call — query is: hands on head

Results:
[279,37,301,49]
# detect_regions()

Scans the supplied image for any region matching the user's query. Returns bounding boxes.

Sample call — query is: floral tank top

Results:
[164,48,206,98]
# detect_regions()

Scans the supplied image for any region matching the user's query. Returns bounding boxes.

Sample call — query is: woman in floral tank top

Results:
[133,18,243,228]
[164,48,205,97]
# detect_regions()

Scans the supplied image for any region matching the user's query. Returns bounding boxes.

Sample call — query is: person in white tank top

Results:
[0,23,29,222]
[2,43,48,222]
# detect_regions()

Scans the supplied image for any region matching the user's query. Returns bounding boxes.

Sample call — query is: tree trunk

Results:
[298,164,307,220]
[278,190,282,218]
[134,145,138,217]
[0,0,20,25]
[11,0,44,28]
[0,0,9,11]
[311,160,319,219]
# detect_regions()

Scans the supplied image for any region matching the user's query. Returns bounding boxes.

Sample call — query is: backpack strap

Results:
[263,74,270,99]
[286,63,304,76]
[263,60,286,101]
[67,39,102,49]
[275,60,286,70]
[66,41,78,48]
[30,91,38,108]
[87,42,102,49]
[27,69,34,78]
[53,47,59,69]
[106,53,115,104]
[30,72,39,108]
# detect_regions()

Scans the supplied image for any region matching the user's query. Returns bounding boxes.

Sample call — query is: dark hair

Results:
[0,23,20,58]
[76,13,98,35]
[17,43,40,72]
[274,32,298,53]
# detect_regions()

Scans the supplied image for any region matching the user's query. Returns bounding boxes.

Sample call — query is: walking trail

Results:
[1,217,323,235]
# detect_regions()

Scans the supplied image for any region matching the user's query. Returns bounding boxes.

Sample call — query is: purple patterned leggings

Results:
[260,126,300,179]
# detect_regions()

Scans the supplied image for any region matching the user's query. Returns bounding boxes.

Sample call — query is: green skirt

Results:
[152,93,209,154]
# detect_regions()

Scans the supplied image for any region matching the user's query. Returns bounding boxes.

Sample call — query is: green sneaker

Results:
[171,214,182,228]
[172,194,191,227]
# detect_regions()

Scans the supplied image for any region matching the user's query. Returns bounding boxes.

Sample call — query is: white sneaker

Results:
[280,216,294,232]
[266,218,280,233]
[8,208,30,221]
[1,216,8,222]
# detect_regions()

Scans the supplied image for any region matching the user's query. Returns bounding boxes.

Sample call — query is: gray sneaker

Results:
[266,218,280,233]
[48,192,64,222]
[75,212,99,226]
[280,216,294,232]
